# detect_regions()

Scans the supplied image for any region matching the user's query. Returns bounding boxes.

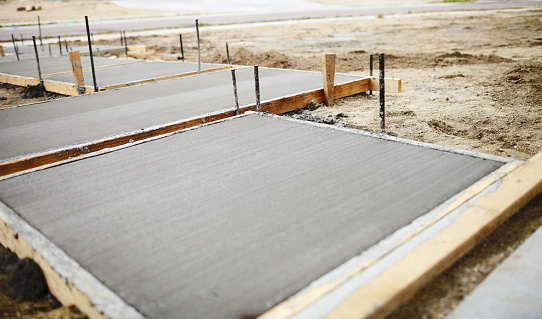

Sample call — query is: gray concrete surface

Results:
[0,114,504,319]
[447,223,542,319]
[1,45,123,57]
[0,55,138,78]
[44,60,225,87]
[0,67,359,162]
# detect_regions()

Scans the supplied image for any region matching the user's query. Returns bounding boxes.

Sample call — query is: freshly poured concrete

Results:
[447,224,542,319]
[44,60,225,87]
[1,45,123,57]
[0,114,504,319]
[0,67,359,162]
[0,55,137,78]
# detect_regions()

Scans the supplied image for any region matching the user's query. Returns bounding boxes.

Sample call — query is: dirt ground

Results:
[0,3,541,319]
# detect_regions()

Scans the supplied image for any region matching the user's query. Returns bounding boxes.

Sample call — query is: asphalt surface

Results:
[0,114,504,319]
[1,1,540,41]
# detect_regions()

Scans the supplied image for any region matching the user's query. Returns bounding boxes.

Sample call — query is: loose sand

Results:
[0,1,541,318]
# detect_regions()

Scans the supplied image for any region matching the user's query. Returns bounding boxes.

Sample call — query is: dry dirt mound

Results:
[203,47,317,70]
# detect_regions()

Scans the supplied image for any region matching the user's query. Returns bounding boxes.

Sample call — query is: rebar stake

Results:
[32,36,43,86]
[231,69,240,115]
[254,65,261,112]
[85,16,99,93]
[379,53,385,134]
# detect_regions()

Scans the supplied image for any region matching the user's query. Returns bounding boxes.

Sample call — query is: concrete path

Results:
[1,44,124,57]
[44,60,226,88]
[0,114,505,319]
[0,55,138,78]
[1,1,540,41]
[0,67,359,162]
[447,223,542,319]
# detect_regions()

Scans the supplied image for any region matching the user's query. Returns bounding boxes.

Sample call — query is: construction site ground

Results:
[0,3,541,319]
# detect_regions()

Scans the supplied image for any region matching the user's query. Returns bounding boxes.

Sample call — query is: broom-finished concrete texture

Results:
[447,223,542,319]
[0,67,359,162]
[1,45,123,57]
[0,114,505,319]
[0,55,137,77]
[44,60,226,87]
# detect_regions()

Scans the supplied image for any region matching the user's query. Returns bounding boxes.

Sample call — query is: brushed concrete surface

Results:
[0,55,136,77]
[44,60,225,87]
[0,114,504,319]
[1,45,123,57]
[0,67,359,162]
[447,224,542,319]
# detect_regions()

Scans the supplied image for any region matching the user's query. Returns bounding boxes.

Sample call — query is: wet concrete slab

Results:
[2,45,123,57]
[0,55,138,78]
[0,67,359,162]
[447,221,542,319]
[0,114,505,319]
[44,60,226,88]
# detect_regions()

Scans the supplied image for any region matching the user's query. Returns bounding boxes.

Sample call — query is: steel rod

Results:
[48,43,51,56]
[38,16,43,47]
[196,19,201,74]
[120,31,123,46]
[369,54,373,97]
[179,34,184,62]
[20,34,24,46]
[65,40,69,53]
[11,34,19,61]
[226,42,230,65]
[379,53,385,133]
[32,36,43,85]
[58,36,62,56]
[254,65,261,112]
[231,69,240,115]
[123,31,128,59]
[85,16,99,93]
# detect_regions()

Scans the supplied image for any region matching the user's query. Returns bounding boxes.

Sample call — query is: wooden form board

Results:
[0,75,384,179]
[258,151,542,319]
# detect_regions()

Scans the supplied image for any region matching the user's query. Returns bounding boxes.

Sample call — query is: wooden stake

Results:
[68,51,86,95]
[322,53,336,107]
[0,45,4,57]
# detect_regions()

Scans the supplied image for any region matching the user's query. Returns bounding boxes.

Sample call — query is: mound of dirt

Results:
[433,51,512,66]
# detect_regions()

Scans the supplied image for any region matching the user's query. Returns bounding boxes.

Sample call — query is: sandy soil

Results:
[0,3,541,319]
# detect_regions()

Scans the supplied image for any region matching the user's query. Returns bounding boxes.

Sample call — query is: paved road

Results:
[1,0,540,41]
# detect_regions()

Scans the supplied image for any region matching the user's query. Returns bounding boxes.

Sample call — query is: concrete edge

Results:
[0,201,146,319]
[261,113,516,163]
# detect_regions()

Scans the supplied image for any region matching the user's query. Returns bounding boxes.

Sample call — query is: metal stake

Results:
[38,16,43,47]
[32,36,43,86]
[179,34,184,61]
[254,65,261,112]
[231,69,240,115]
[11,34,19,61]
[196,19,201,74]
[369,53,373,97]
[226,42,230,65]
[20,34,24,46]
[65,40,69,53]
[379,53,385,133]
[85,16,99,93]
[123,31,128,59]
[120,31,123,46]
[48,43,51,56]
[58,36,62,55]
